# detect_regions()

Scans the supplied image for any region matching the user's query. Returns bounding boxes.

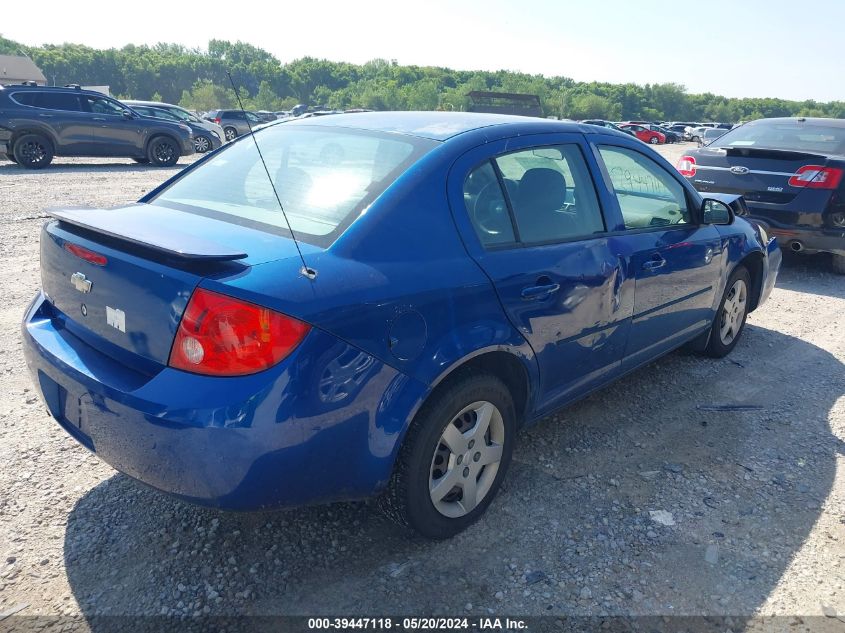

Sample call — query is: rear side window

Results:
[598,145,691,229]
[10,92,37,106]
[34,92,81,112]
[153,126,437,245]
[464,144,605,247]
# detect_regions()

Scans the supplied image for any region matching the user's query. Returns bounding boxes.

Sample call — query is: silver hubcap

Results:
[195,136,210,152]
[429,401,504,518]
[719,279,747,345]
[225,128,236,141]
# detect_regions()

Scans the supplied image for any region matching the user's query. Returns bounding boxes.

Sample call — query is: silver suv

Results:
[204,109,263,141]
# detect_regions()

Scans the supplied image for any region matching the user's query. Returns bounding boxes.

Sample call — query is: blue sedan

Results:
[22,113,780,538]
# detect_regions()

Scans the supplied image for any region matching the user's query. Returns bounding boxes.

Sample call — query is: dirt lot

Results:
[1,145,844,630]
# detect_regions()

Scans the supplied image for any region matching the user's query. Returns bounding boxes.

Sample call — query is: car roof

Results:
[273,111,614,141]
[747,117,845,128]
[123,100,182,108]
[0,84,105,97]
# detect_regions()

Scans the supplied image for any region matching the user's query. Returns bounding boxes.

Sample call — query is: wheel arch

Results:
[11,128,57,154]
[738,249,765,312]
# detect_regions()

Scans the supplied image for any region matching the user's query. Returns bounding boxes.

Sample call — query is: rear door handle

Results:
[38,114,54,118]
[92,117,107,121]
[521,283,561,300]
[642,254,666,271]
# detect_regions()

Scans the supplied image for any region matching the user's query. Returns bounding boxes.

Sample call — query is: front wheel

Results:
[194,135,212,153]
[224,127,237,142]
[703,266,751,357]
[379,373,516,539]
[147,136,179,167]
[832,254,845,275]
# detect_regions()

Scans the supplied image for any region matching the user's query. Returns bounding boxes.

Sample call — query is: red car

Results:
[618,123,665,144]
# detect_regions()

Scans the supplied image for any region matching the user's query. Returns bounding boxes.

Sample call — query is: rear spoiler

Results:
[719,146,831,162]
[48,206,248,261]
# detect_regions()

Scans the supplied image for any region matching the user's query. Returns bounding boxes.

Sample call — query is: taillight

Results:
[64,242,107,266]
[788,165,844,189]
[169,288,310,376]
[677,155,696,177]
[213,117,221,124]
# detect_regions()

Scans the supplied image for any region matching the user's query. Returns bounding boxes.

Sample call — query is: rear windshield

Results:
[153,125,437,245]
[712,120,845,154]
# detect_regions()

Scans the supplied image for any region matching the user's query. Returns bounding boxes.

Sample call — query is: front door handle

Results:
[38,114,54,118]
[92,117,107,121]
[521,283,561,300]
[642,254,666,271]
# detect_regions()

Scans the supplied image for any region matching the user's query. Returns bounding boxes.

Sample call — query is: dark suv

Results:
[0,84,195,168]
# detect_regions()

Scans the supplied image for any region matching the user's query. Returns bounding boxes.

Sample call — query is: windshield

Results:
[168,106,200,123]
[711,120,845,154]
[153,125,437,245]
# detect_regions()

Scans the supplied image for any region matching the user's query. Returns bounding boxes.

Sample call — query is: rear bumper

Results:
[760,237,781,307]
[21,292,421,510]
[750,217,845,256]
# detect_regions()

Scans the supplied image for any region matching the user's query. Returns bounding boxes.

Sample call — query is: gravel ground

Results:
[1,146,844,630]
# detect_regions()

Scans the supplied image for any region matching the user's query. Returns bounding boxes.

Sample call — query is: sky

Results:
[3,0,843,102]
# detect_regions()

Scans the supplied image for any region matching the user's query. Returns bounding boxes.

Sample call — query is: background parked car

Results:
[203,109,264,141]
[0,84,194,168]
[678,116,845,273]
[123,100,225,153]
[580,119,637,137]
[618,123,665,144]
[686,126,710,144]
[698,126,729,146]
[646,124,682,143]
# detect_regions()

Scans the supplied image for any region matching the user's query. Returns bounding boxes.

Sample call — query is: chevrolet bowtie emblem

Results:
[70,272,92,294]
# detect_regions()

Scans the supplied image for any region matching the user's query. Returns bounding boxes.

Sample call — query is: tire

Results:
[13,133,53,169]
[147,136,179,167]
[132,157,150,164]
[832,254,845,275]
[5,154,17,163]
[649,136,659,144]
[194,135,212,153]
[378,373,516,539]
[703,266,751,358]
[224,127,238,142]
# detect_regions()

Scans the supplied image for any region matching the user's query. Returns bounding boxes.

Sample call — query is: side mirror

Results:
[122,110,134,119]
[702,198,734,225]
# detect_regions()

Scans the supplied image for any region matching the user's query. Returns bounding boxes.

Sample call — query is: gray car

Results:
[0,84,194,168]
[204,109,264,141]
[123,100,225,153]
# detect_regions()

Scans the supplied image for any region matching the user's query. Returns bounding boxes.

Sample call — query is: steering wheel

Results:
[472,182,511,237]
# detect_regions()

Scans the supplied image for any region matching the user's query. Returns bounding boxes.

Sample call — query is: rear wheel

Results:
[832,254,845,275]
[649,136,659,144]
[147,136,179,167]
[703,266,751,358]
[224,126,237,142]
[379,373,516,539]
[13,133,53,169]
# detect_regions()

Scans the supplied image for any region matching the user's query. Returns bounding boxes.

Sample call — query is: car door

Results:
[81,94,141,156]
[448,134,635,415]
[30,92,93,154]
[593,142,722,368]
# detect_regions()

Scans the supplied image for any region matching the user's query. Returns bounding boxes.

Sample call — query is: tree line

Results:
[2,35,843,122]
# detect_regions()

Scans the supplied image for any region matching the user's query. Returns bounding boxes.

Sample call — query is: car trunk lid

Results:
[40,203,316,369]
[687,146,840,220]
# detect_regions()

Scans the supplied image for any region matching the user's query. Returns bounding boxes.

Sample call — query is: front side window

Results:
[83,95,125,116]
[153,125,437,245]
[598,145,691,229]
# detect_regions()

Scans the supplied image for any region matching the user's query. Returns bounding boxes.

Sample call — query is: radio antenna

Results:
[225,71,317,280]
